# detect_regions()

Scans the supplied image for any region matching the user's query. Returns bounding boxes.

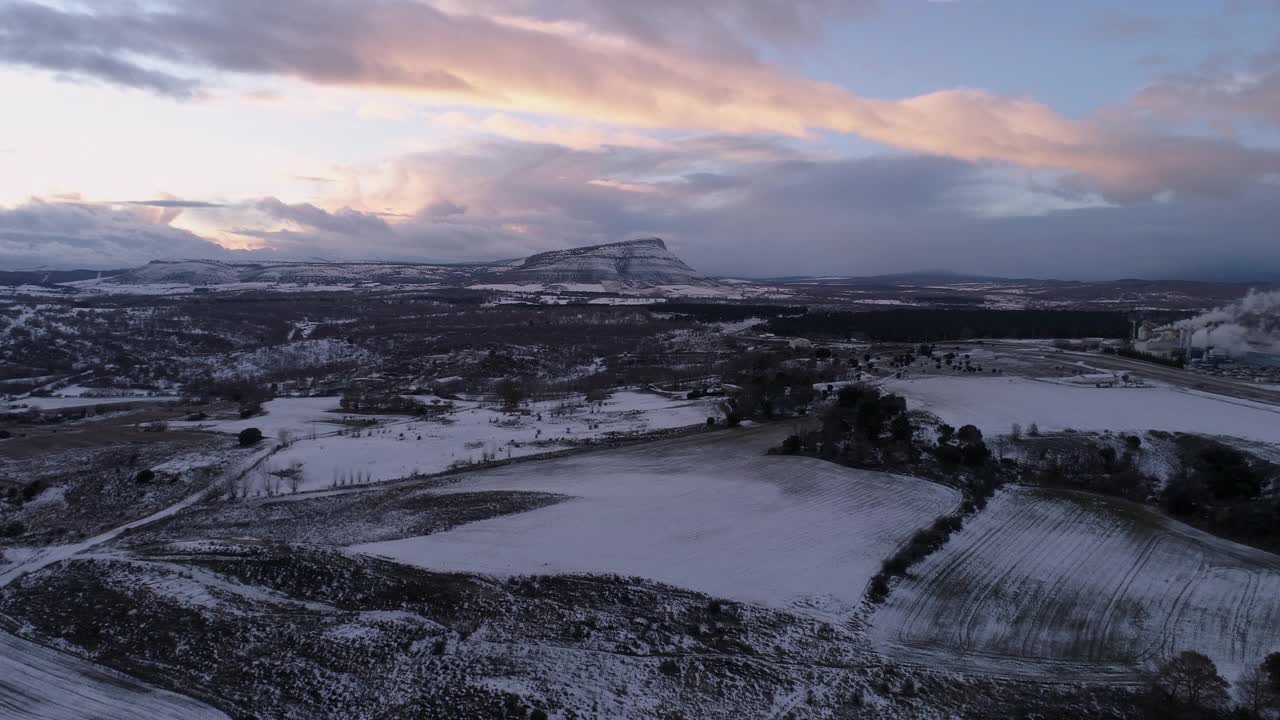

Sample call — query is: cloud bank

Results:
[2,0,1277,200]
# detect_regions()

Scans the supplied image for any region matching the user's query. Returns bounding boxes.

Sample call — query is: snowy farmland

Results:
[354,427,962,618]
[882,376,1280,445]
[181,392,723,493]
[870,486,1280,680]
[0,631,229,720]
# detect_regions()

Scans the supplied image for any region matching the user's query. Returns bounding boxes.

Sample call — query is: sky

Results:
[1,0,1279,280]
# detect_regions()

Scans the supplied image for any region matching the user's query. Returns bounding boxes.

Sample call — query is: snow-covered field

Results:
[882,376,1280,445]
[870,486,1280,680]
[170,396,357,440]
[178,392,723,493]
[354,428,962,618]
[0,631,228,720]
[1,395,176,412]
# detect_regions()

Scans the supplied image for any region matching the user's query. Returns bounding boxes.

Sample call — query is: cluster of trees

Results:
[721,353,820,424]
[1022,434,1156,503]
[766,309,1131,342]
[1143,650,1280,719]
[933,423,991,470]
[339,388,426,415]
[658,303,807,323]
[187,378,274,418]
[804,385,912,464]
[1162,440,1280,551]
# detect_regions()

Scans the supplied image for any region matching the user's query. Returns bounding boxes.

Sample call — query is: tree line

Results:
[766,309,1131,342]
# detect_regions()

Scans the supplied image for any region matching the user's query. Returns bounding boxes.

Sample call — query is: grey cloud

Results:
[255,197,392,236]
[6,138,1276,280]
[0,1,200,97]
[1,0,1274,201]
[473,0,876,60]
[0,199,244,268]
[224,141,1280,281]
[119,199,225,208]
[424,199,467,217]
[1136,47,1280,127]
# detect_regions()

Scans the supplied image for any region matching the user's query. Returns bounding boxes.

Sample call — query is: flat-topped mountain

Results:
[490,238,712,288]
[92,238,715,291]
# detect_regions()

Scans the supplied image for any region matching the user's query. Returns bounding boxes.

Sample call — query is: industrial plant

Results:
[1131,290,1280,384]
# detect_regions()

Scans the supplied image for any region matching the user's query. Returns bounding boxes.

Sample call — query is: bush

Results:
[780,434,802,454]
[934,444,963,469]
[0,429,10,439]
[135,469,155,484]
[238,427,264,446]
[19,480,44,503]
[0,520,25,538]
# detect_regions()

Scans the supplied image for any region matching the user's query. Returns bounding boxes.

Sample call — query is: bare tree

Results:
[1151,651,1230,710]
[286,461,303,494]
[1236,665,1271,719]
[495,378,525,409]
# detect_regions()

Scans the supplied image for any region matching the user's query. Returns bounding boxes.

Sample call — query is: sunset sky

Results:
[2,0,1279,279]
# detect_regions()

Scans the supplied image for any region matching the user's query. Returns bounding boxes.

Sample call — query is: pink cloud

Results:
[2,0,1277,199]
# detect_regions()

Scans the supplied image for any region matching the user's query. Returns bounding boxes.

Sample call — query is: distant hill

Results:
[90,238,717,291]
[0,269,126,287]
[490,238,714,288]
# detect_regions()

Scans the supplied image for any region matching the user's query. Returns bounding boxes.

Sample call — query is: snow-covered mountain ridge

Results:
[96,238,714,290]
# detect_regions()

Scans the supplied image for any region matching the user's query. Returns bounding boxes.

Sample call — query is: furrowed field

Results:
[870,486,1280,679]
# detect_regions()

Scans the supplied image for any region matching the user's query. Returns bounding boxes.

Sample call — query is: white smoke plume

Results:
[1177,290,1280,355]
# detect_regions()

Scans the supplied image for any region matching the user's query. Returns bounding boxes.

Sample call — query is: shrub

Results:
[934,444,963,469]
[659,659,680,676]
[20,480,44,503]
[238,427,264,446]
[0,521,24,538]
[135,469,155,484]
[495,378,525,408]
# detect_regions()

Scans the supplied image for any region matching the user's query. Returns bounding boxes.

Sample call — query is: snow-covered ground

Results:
[2,395,177,412]
[169,396,358,439]
[354,428,961,618]
[881,376,1280,444]
[870,486,1280,680]
[177,392,723,493]
[0,631,229,719]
